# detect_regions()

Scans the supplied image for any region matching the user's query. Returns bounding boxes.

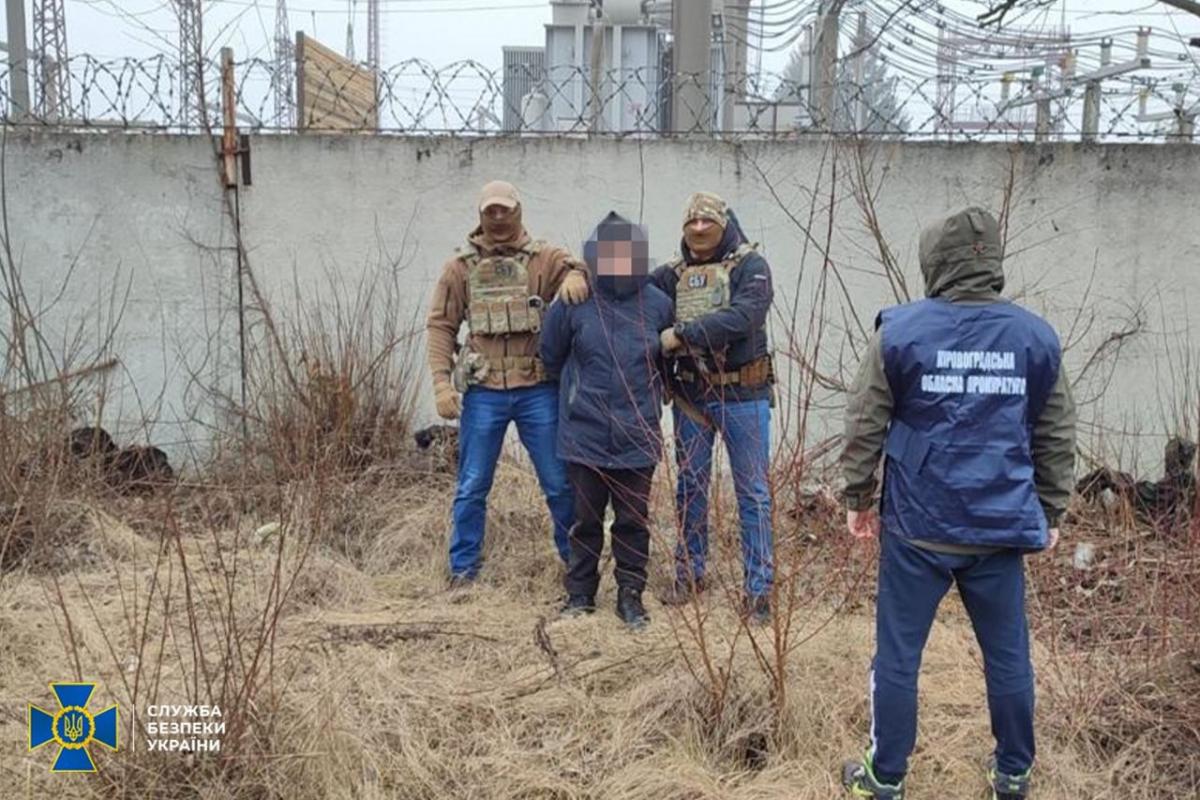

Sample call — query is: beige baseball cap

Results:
[478,180,520,212]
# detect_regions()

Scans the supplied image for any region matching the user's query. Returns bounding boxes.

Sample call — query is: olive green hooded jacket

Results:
[840,208,1077,546]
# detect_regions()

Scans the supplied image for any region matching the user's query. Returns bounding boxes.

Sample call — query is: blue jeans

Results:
[450,384,573,578]
[870,532,1035,784]
[673,398,773,598]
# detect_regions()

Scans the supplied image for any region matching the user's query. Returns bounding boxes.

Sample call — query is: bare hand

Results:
[847,508,880,540]
[434,382,461,420]
[1045,527,1060,551]
[660,327,684,354]
[557,270,590,305]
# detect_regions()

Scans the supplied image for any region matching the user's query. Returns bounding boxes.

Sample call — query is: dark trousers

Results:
[564,462,654,597]
[871,532,1035,783]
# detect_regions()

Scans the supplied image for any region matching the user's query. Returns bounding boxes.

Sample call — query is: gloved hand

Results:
[660,327,684,354]
[434,381,461,420]
[557,270,590,305]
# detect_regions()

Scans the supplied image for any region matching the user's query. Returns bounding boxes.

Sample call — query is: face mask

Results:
[480,205,522,245]
[683,222,724,257]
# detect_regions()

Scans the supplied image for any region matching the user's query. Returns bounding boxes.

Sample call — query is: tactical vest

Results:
[460,240,545,335]
[672,243,755,324]
[878,298,1061,550]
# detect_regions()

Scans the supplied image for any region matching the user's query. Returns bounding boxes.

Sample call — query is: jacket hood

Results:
[584,211,650,299]
[467,225,531,255]
[681,208,749,265]
[919,207,1005,299]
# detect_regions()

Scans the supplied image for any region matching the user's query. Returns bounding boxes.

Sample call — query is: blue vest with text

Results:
[878,298,1061,549]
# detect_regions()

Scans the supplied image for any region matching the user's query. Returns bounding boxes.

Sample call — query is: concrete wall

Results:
[6,131,1198,472]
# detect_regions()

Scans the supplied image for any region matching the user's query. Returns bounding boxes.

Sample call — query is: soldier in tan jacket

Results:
[426,180,590,584]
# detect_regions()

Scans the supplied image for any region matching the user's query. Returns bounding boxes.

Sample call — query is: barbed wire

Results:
[0,53,1195,141]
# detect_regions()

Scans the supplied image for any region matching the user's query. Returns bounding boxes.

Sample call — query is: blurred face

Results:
[597,239,635,277]
[683,216,723,257]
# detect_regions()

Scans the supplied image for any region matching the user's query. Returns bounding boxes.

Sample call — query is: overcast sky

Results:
[4,0,1197,75]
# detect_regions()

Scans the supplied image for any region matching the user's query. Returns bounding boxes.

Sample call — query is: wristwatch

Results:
[673,322,688,343]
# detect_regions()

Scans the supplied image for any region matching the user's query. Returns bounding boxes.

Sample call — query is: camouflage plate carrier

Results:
[460,240,546,336]
[669,242,774,392]
[453,240,548,389]
[672,242,756,324]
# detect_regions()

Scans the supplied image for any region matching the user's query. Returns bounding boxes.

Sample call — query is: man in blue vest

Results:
[839,207,1077,800]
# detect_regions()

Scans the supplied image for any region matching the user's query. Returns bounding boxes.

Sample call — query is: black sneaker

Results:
[561,594,596,616]
[616,587,649,629]
[742,594,771,625]
[659,575,706,606]
[842,757,905,799]
[988,758,1031,800]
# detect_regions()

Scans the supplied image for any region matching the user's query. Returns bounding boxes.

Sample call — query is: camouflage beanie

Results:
[682,191,728,228]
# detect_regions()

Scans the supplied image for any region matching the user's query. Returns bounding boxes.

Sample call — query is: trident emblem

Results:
[63,712,86,742]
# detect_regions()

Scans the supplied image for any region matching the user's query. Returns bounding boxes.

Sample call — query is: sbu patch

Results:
[29,682,119,772]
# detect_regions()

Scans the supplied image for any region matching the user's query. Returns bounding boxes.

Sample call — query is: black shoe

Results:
[561,594,596,616]
[616,587,649,629]
[742,594,771,625]
[659,575,705,607]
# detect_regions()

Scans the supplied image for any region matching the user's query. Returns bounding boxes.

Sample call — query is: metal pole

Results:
[852,11,867,133]
[6,0,31,118]
[814,0,846,133]
[671,0,712,134]
[1082,39,1109,142]
[723,0,750,131]
[1035,98,1051,142]
[1081,82,1100,142]
[588,13,604,132]
[1179,114,1196,140]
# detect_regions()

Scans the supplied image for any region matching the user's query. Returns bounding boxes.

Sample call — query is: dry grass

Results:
[1,462,1195,800]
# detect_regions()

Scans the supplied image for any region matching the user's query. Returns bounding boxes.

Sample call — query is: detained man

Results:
[539,212,674,629]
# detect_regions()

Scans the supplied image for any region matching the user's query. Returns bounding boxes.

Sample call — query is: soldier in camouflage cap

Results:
[655,191,776,622]
[425,180,591,585]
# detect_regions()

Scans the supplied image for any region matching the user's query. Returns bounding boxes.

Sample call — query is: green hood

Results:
[919,207,1005,299]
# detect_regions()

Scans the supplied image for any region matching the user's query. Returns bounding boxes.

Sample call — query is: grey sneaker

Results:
[988,758,1031,800]
[842,757,905,799]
